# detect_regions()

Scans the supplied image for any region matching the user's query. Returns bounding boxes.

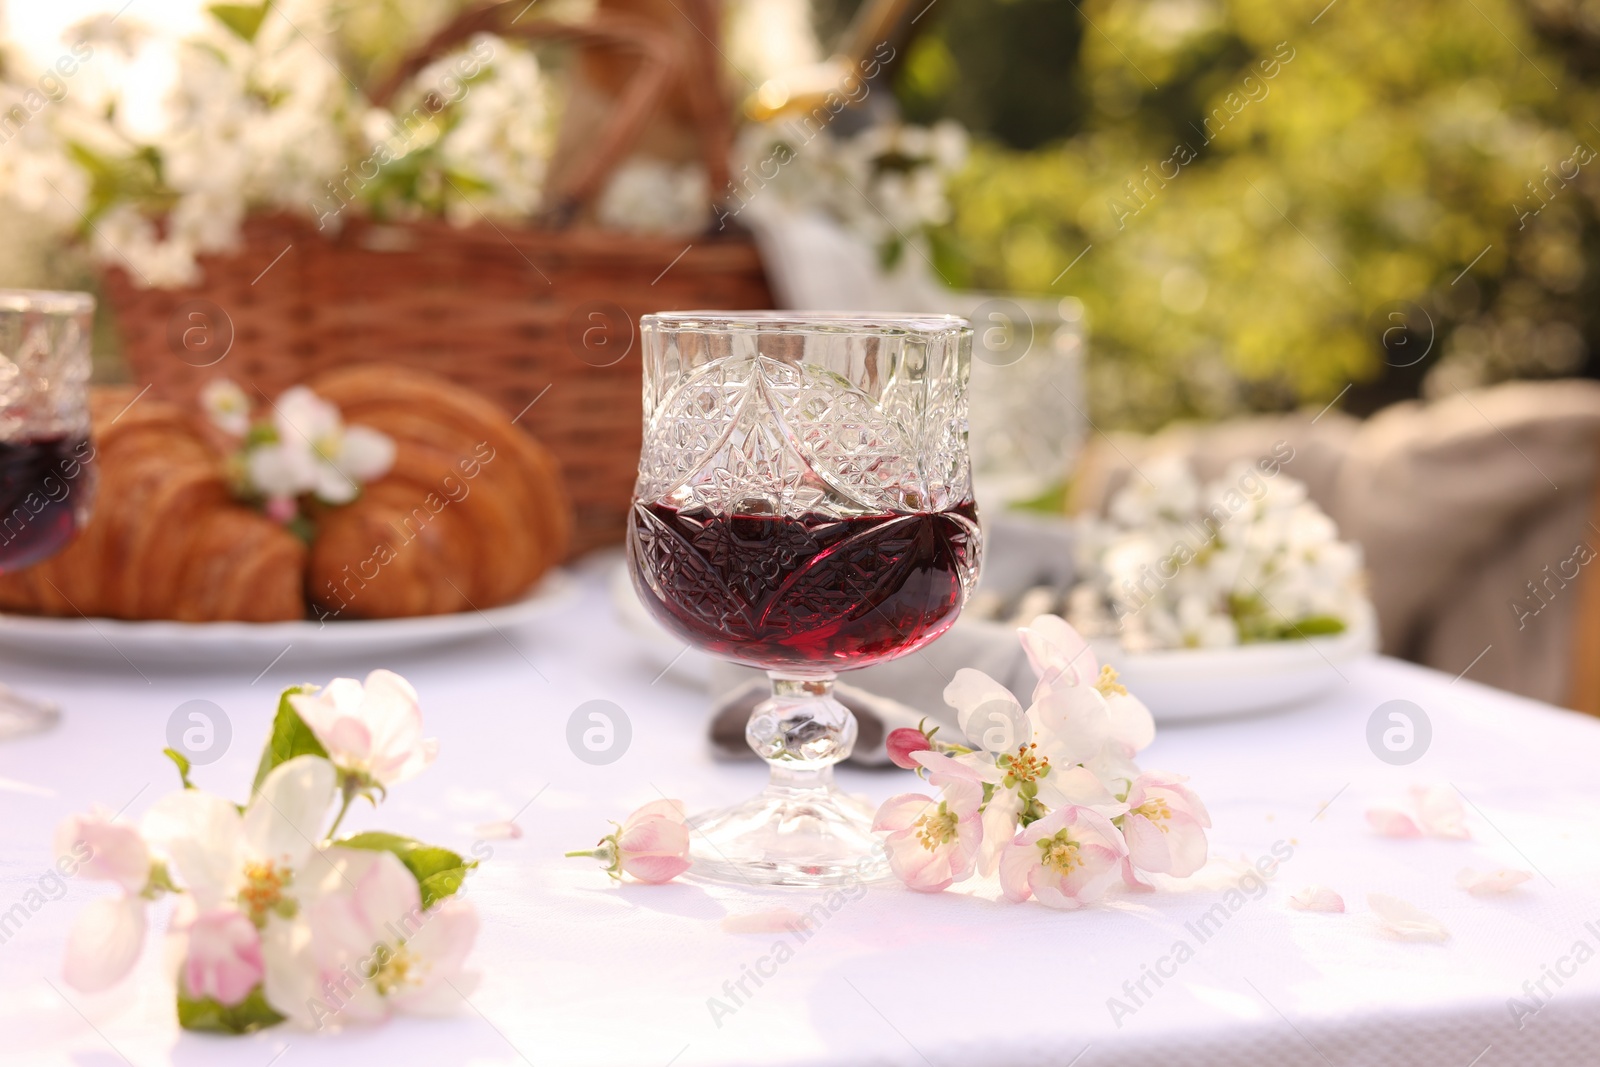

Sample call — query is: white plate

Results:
[1095,602,1380,722]
[0,569,576,669]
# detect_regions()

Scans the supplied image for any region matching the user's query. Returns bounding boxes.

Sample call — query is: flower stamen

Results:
[373,942,424,996]
[1134,796,1174,832]
[1037,829,1083,875]
[1095,664,1128,698]
[999,742,1050,789]
[914,802,959,850]
[238,859,295,927]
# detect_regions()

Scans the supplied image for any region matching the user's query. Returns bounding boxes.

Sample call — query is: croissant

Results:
[0,387,306,621]
[304,365,571,619]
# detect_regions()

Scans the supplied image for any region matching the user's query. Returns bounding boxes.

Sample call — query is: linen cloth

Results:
[2,560,1598,1066]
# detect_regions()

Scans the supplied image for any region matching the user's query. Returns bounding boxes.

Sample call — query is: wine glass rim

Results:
[0,289,96,314]
[642,310,970,335]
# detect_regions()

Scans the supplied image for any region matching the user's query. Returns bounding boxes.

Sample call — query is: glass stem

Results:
[746,670,857,787]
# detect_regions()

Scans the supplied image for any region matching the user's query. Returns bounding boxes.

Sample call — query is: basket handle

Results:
[372,1,732,226]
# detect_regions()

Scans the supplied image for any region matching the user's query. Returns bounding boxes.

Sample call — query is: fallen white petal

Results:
[1369,893,1450,942]
[1288,886,1346,913]
[474,820,523,840]
[721,908,808,935]
[1456,867,1532,896]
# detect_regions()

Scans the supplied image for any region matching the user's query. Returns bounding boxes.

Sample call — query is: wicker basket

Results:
[102,2,771,556]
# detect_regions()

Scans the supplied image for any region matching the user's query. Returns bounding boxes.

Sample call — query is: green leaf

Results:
[207,1,273,43]
[251,685,326,793]
[336,831,476,908]
[177,985,284,1033]
[162,747,195,790]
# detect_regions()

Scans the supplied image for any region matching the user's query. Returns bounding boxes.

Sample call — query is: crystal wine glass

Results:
[627,311,981,885]
[0,289,97,741]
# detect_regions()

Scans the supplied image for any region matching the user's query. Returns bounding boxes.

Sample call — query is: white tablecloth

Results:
[3,557,1599,1067]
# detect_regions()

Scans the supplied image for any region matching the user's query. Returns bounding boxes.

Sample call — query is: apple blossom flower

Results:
[885,727,933,770]
[913,749,1025,875]
[1456,867,1533,896]
[999,805,1127,909]
[566,799,692,884]
[243,387,394,506]
[873,780,983,893]
[289,671,437,790]
[141,755,337,924]
[1289,886,1346,912]
[181,908,266,1006]
[268,386,395,505]
[1368,893,1450,942]
[1119,772,1211,878]
[55,808,160,993]
[200,378,251,437]
[943,629,1151,814]
[55,806,151,893]
[1017,615,1154,755]
[264,848,480,1028]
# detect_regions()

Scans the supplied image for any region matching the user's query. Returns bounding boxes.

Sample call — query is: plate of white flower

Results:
[1061,454,1379,720]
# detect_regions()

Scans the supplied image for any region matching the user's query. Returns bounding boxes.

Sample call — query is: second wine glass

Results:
[0,289,97,740]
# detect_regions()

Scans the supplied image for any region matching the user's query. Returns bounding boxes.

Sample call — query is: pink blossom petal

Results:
[1456,867,1533,896]
[721,908,808,934]
[886,838,954,893]
[1411,785,1470,839]
[886,728,933,770]
[1369,893,1450,942]
[1367,808,1422,838]
[1111,857,1151,891]
[54,809,149,893]
[473,820,523,840]
[324,716,373,765]
[998,838,1037,903]
[389,899,479,1014]
[1031,879,1091,910]
[182,909,264,1006]
[873,793,942,833]
[1289,886,1346,912]
[63,895,146,993]
[620,853,692,884]
[617,816,690,858]
[909,750,986,789]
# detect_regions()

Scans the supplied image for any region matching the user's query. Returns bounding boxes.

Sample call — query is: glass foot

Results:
[686,770,891,887]
[684,670,892,886]
[0,685,59,742]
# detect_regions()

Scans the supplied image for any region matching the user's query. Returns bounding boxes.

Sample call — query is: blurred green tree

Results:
[848,0,1600,427]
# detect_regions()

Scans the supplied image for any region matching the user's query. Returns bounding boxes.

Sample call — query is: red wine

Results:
[0,435,94,572]
[629,499,980,671]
